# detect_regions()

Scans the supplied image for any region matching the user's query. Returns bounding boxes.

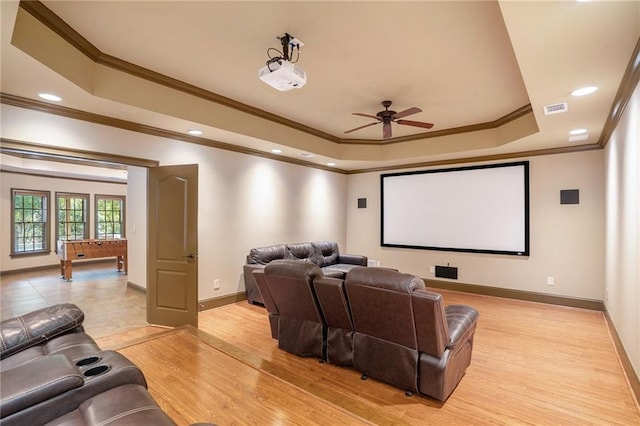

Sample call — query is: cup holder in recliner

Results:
[75,356,101,367]
[83,365,110,377]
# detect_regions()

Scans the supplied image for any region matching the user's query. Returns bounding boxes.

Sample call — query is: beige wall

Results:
[125,166,147,289]
[346,149,605,301]
[0,172,126,271]
[605,81,639,379]
[0,105,348,301]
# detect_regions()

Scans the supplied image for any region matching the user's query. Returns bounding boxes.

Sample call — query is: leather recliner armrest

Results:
[445,305,479,348]
[1,303,85,359]
[337,254,368,266]
[0,354,84,418]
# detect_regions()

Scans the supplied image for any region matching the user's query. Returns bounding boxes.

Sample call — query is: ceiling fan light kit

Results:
[345,100,434,139]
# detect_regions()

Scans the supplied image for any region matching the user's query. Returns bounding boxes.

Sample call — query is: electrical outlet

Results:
[546,276,555,286]
[429,266,435,274]
[214,279,220,290]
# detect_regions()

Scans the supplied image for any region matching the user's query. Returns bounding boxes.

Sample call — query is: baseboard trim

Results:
[603,310,640,412]
[424,279,605,311]
[126,281,147,294]
[1,259,114,276]
[198,292,247,311]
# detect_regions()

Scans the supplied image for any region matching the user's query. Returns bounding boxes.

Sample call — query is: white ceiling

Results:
[1,1,639,172]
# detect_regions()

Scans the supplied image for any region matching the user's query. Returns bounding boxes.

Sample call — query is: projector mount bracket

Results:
[266,33,304,71]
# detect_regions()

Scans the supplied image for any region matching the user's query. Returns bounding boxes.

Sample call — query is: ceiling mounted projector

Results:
[259,33,306,91]
[259,60,306,91]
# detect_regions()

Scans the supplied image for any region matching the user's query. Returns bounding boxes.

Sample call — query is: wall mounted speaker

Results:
[357,198,367,208]
[560,189,579,205]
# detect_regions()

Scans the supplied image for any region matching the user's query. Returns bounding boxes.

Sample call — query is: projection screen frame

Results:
[380,161,530,256]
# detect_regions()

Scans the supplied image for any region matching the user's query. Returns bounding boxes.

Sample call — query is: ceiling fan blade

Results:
[383,122,392,139]
[392,107,422,119]
[396,119,434,129]
[344,121,380,134]
[352,112,381,120]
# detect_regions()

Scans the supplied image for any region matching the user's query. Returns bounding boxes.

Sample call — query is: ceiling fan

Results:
[344,100,434,139]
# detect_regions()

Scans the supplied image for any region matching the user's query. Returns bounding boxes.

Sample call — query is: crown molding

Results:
[0,94,347,174]
[0,135,159,168]
[345,143,601,174]
[597,37,640,148]
[1,93,602,175]
[18,0,535,146]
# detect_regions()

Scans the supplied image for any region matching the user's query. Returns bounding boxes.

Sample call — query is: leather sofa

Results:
[257,263,479,401]
[243,241,367,305]
[0,304,212,425]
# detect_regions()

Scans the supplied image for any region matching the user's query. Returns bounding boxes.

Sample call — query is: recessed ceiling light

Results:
[271,149,283,154]
[187,129,202,136]
[569,128,588,135]
[298,153,314,158]
[38,93,62,102]
[327,162,336,167]
[571,86,598,96]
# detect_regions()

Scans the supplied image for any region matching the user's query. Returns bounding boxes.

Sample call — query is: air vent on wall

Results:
[543,102,568,115]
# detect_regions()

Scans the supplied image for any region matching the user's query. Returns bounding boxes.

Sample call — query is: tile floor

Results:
[1,261,148,338]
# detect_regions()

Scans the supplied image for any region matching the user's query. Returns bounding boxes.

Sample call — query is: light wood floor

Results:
[2,265,639,424]
[112,293,640,425]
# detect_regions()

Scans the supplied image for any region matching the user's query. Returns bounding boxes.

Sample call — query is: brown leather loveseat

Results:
[243,241,367,305]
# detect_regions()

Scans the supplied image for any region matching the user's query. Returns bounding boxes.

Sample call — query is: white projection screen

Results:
[381,161,529,256]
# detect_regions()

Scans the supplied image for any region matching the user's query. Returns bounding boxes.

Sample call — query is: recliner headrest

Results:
[346,267,425,294]
[265,259,323,281]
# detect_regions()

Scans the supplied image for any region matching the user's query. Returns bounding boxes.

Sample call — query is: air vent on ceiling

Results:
[543,102,568,115]
[569,134,589,142]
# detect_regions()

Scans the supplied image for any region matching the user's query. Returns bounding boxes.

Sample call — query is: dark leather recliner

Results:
[262,259,326,358]
[345,267,478,401]
[0,304,187,426]
[414,291,478,401]
[1,303,86,359]
[252,269,279,339]
[44,384,177,426]
[312,276,354,366]
[1,304,101,373]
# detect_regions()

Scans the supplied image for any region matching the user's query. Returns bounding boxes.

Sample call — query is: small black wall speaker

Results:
[357,198,367,208]
[560,189,579,205]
